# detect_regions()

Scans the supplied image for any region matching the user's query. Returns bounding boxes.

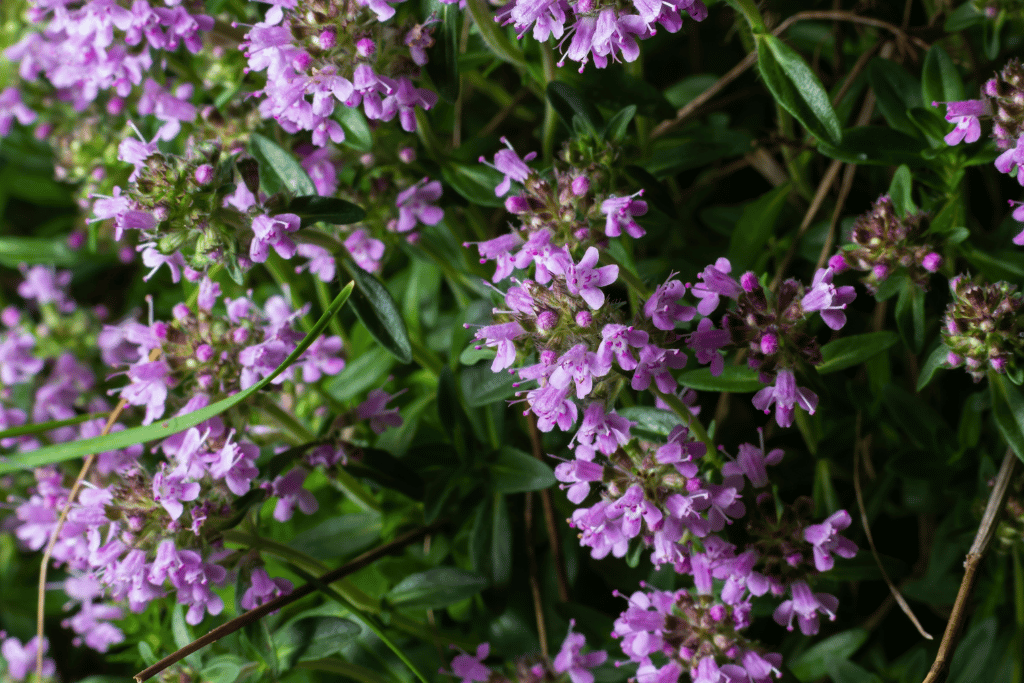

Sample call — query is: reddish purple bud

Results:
[828,253,849,273]
[575,310,593,327]
[195,344,214,362]
[319,28,337,49]
[505,195,530,213]
[760,332,779,355]
[571,176,589,196]
[67,231,86,250]
[232,327,250,344]
[194,164,214,184]
[356,38,376,57]
[991,356,1008,372]
[536,310,558,331]
[1,306,20,328]
[399,147,416,163]
[740,271,759,292]
[922,252,942,272]
[872,263,890,281]
[172,303,190,320]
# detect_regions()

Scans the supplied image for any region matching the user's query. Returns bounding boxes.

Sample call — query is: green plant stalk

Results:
[265,255,314,333]
[287,565,432,683]
[0,412,106,440]
[410,338,445,376]
[316,278,347,342]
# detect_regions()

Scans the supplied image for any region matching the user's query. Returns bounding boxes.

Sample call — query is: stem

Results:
[134,526,437,683]
[651,387,714,453]
[410,338,445,376]
[921,449,1019,683]
[527,414,571,603]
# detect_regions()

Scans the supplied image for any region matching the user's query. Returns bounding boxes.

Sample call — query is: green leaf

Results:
[291,511,383,560]
[199,656,245,683]
[334,106,374,152]
[0,412,106,442]
[546,82,602,137]
[441,162,506,208]
[921,45,964,107]
[727,184,791,272]
[490,494,512,586]
[298,617,361,662]
[346,448,426,501]
[894,279,926,353]
[790,628,869,682]
[944,2,985,31]
[460,360,517,408]
[865,58,923,137]
[818,126,929,166]
[948,617,997,683]
[917,342,949,391]
[0,236,85,268]
[756,34,842,145]
[286,196,366,227]
[491,446,556,493]
[387,567,488,610]
[0,283,354,474]
[826,659,882,683]
[817,332,898,375]
[604,105,637,142]
[678,365,762,393]
[464,0,526,68]
[888,165,918,217]
[616,406,684,440]
[250,133,317,196]
[343,261,413,364]
[990,372,1024,464]
[172,603,202,670]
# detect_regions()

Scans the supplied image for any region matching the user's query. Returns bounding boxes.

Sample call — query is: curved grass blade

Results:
[0,282,354,474]
[0,412,106,442]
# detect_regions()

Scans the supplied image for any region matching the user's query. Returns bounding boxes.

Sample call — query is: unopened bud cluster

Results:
[829,196,942,293]
[942,276,1024,381]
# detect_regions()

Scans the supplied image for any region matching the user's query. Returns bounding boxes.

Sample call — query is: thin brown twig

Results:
[527,414,570,602]
[854,412,934,640]
[36,347,161,679]
[921,450,1019,683]
[134,525,437,683]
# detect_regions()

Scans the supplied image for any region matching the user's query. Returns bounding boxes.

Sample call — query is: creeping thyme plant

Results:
[3,0,1024,682]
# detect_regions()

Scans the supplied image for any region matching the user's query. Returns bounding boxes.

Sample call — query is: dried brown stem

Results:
[134,525,437,683]
[921,450,1019,683]
[524,491,550,661]
[36,347,161,679]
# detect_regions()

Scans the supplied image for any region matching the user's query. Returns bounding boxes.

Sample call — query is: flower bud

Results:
[319,28,337,49]
[504,195,530,213]
[398,147,416,163]
[194,164,214,184]
[356,38,376,57]
[195,344,214,362]
[571,176,589,196]
[575,310,592,327]
[922,252,942,272]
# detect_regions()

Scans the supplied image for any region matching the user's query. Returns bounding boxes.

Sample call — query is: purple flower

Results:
[300,334,345,382]
[0,332,44,384]
[800,267,856,330]
[18,264,74,311]
[571,500,628,558]
[751,368,818,428]
[208,433,260,495]
[120,359,171,424]
[241,567,293,610]
[1,636,55,681]
[938,99,990,146]
[474,321,525,372]
[597,324,649,371]
[686,318,729,376]
[691,258,743,316]
[550,343,611,399]
[691,657,749,683]
[804,509,858,571]
[772,581,838,635]
[465,233,523,282]
[250,213,301,263]
[601,191,648,239]
[449,643,491,683]
[0,87,36,136]
[631,344,686,393]
[239,337,292,390]
[552,620,608,683]
[573,403,633,455]
[525,383,578,432]
[356,388,404,433]
[296,243,337,282]
[395,178,444,232]
[152,471,201,520]
[724,442,784,488]
[271,468,319,522]
[655,424,706,478]
[345,228,386,273]
[480,137,537,196]
[555,455,605,504]
[644,278,695,330]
